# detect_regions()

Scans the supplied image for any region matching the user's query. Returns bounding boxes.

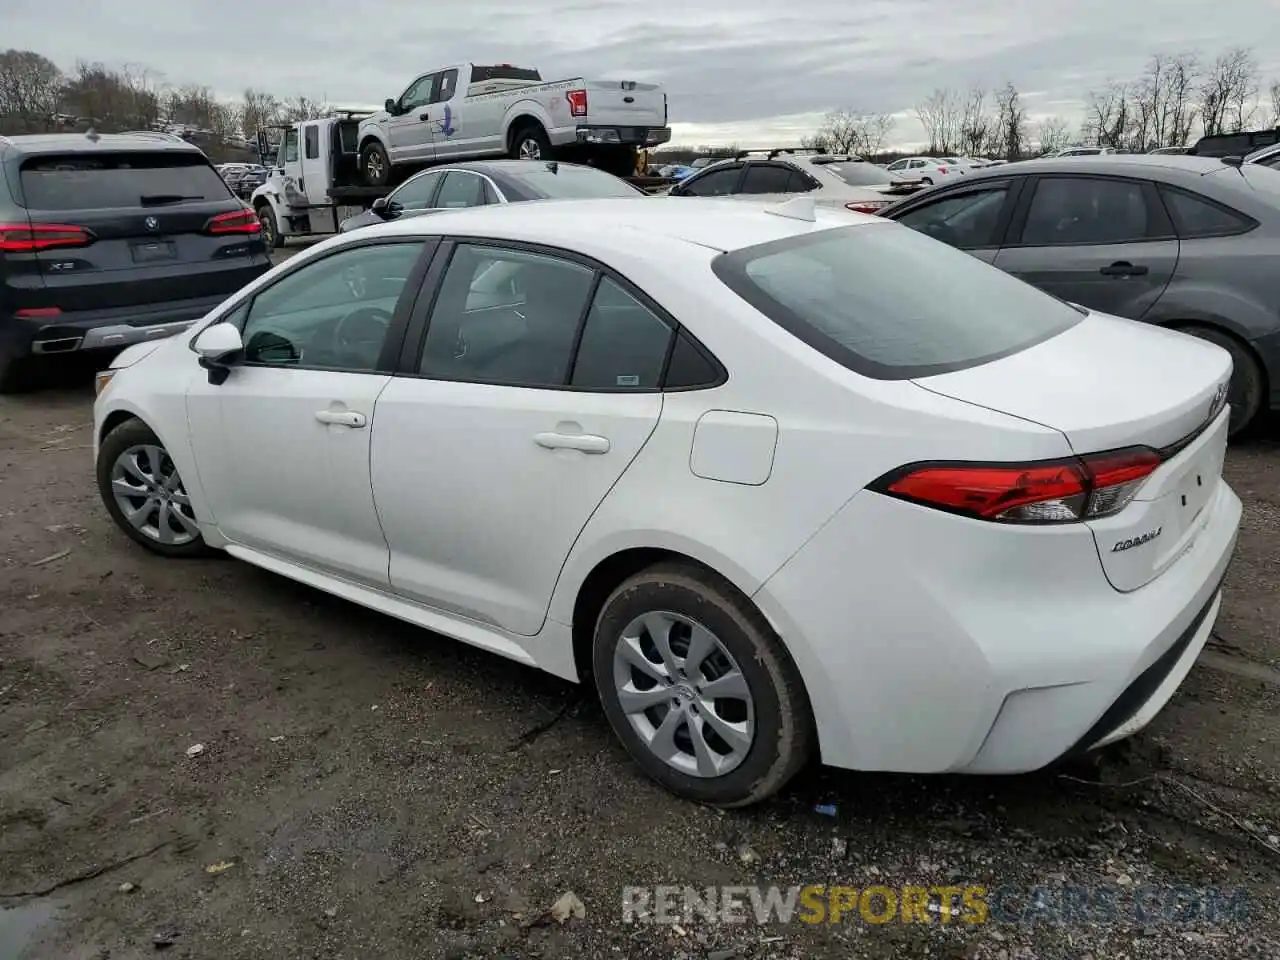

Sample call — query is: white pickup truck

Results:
[356,62,671,184]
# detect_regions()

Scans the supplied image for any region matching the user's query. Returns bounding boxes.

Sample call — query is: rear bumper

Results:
[571,125,672,148]
[753,478,1242,775]
[4,294,233,357]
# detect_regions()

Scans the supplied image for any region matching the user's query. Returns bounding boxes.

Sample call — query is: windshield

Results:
[711,223,1083,380]
[823,163,892,186]
[502,162,643,199]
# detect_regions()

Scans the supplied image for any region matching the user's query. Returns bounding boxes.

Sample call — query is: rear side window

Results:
[18,152,232,210]
[570,276,674,389]
[1159,187,1255,238]
[712,223,1083,380]
[1018,178,1152,245]
[740,164,800,194]
[471,65,541,82]
[682,167,741,196]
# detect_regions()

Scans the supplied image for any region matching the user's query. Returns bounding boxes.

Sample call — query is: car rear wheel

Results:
[920,176,934,185]
[0,351,38,394]
[97,418,212,558]
[592,561,814,807]
[361,141,391,186]
[1176,324,1264,437]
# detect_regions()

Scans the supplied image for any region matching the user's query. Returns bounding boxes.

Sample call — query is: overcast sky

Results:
[8,0,1279,148]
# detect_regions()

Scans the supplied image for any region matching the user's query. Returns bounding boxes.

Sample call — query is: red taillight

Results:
[937,166,949,174]
[205,209,261,235]
[0,223,93,252]
[15,307,62,318]
[566,89,588,118]
[873,447,1162,524]
[846,200,891,214]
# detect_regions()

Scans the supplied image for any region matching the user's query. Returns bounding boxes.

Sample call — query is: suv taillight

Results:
[566,89,588,118]
[205,209,261,235]
[0,223,94,252]
[870,447,1163,524]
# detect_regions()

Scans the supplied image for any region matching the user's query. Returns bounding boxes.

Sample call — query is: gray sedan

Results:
[879,155,1280,435]
[339,159,645,233]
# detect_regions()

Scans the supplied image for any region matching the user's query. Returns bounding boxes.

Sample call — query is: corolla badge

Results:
[145,216,159,231]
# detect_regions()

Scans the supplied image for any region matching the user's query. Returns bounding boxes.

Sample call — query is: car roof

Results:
[369,195,884,254]
[0,131,205,158]
[961,154,1234,179]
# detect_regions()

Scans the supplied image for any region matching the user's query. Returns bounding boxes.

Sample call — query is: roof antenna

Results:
[764,195,816,222]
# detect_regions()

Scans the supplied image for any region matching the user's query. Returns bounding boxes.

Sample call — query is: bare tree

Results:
[993,82,1027,160]
[241,88,281,137]
[1035,116,1071,154]
[1269,80,1280,127]
[915,87,963,154]
[807,109,895,157]
[857,113,895,156]
[279,94,329,123]
[1200,46,1258,136]
[1161,52,1200,146]
[1084,81,1131,148]
[0,49,64,133]
[958,88,993,157]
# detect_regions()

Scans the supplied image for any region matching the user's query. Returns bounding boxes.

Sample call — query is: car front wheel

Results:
[97,418,211,558]
[592,562,814,807]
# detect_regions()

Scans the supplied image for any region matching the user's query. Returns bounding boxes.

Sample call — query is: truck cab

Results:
[249,115,389,247]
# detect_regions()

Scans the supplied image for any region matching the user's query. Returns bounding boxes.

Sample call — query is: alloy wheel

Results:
[109,444,200,546]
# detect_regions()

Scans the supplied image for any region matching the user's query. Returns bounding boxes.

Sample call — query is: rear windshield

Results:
[503,162,643,198]
[19,152,231,210]
[823,163,892,186]
[471,65,541,82]
[711,223,1083,380]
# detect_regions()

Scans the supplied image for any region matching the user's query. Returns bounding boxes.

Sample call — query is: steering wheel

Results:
[332,306,393,367]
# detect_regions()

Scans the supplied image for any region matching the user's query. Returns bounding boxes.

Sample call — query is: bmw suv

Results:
[0,132,272,391]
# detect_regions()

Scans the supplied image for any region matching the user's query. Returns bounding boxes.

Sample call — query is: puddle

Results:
[0,898,61,960]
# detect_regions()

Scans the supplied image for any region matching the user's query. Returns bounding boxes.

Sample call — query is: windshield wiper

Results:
[140,194,204,206]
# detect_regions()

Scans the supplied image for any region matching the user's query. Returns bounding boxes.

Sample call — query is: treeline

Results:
[0,48,330,161]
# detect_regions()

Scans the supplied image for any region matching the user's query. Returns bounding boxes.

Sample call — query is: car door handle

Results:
[1099,261,1148,277]
[316,410,367,428]
[534,432,610,454]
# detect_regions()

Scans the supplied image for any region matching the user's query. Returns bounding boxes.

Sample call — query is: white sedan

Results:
[883,156,965,183]
[93,196,1241,806]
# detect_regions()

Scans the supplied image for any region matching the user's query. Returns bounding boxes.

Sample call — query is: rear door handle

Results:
[316,410,367,428]
[534,432,610,454]
[1099,261,1148,277]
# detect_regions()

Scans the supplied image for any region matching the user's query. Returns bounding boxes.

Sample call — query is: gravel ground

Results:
[1,375,1278,960]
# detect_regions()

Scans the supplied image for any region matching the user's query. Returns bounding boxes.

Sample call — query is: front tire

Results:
[361,140,391,186]
[592,562,814,807]
[97,419,212,558]
[256,204,283,250]
[1176,324,1264,437]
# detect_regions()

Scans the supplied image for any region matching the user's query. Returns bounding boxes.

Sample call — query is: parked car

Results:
[669,151,923,214]
[94,196,1239,806]
[878,154,1280,435]
[0,131,271,392]
[1049,146,1120,158]
[883,156,965,184]
[1245,143,1280,169]
[339,159,645,232]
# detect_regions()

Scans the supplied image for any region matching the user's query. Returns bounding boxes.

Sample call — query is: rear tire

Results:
[920,176,934,185]
[256,204,283,250]
[97,418,214,559]
[1176,324,1264,437]
[361,140,391,186]
[509,123,552,162]
[592,561,814,807]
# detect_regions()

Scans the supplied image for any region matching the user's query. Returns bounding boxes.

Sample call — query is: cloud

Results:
[6,0,1279,147]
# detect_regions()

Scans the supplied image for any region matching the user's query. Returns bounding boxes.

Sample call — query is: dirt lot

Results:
[1,371,1279,959]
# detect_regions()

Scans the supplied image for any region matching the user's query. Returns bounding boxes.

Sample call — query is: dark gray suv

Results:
[0,132,272,391]
[880,155,1280,435]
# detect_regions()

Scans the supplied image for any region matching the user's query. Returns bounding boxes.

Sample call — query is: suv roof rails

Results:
[114,130,190,143]
[808,154,862,165]
[734,147,827,160]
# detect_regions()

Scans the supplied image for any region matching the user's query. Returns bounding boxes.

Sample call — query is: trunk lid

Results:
[581,80,666,126]
[18,150,267,312]
[915,310,1233,591]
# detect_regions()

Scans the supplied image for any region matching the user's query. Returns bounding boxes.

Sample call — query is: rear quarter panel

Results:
[1144,233,1280,343]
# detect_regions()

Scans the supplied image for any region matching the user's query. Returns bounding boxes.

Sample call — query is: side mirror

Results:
[371,197,389,215]
[384,98,399,115]
[192,322,243,385]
